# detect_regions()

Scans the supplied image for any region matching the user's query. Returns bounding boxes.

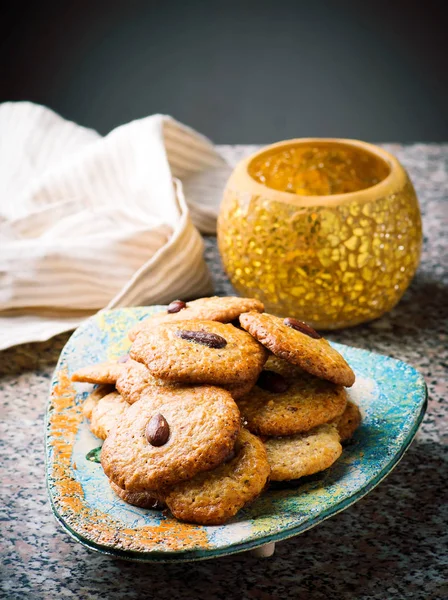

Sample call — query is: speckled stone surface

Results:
[1,144,447,599]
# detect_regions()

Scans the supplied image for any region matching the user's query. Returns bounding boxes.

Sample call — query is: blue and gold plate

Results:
[46,306,427,562]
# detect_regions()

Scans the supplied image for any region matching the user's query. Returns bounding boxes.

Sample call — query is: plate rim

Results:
[46,306,428,562]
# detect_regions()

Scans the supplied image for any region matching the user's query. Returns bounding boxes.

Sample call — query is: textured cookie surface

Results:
[130,319,267,386]
[101,386,241,491]
[237,356,347,436]
[90,392,129,440]
[116,360,179,404]
[224,377,258,400]
[117,359,256,403]
[240,312,355,387]
[128,296,265,341]
[165,429,270,525]
[264,423,342,481]
[82,384,115,419]
[332,400,362,442]
[109,480,165,510]
[71,360,125,385]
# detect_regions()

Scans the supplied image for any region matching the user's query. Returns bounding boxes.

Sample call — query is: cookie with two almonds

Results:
[101,386,241,492]
[264,423,342,481]
[237,356,347,436]
[128,296,265,341]
[239,312,355,387]
[165,429,270,525]
[130,319,268,386]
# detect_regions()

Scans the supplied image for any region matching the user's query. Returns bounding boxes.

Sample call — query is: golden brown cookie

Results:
[165,429,270,525]
[332,400,362,442]
[240,312,355,387]
[71,359,127,385]
[116,359,257,404]
[224,377,258,400]
[90,392,129,440]
[128,296,264,341]
[109,480,165,510]
[264,424,342,481]
[82,384,115,419]
[130,320,267,386]
[101,386,241,492]
[116,360,179,404]
[237,356,347,436]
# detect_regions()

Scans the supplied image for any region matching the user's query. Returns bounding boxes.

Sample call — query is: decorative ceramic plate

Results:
[46,307,427,562]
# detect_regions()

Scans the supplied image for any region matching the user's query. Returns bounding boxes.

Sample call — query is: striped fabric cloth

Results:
[0,102,232,350]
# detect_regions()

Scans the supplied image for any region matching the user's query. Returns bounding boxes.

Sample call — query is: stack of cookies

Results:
[72,296,361,525]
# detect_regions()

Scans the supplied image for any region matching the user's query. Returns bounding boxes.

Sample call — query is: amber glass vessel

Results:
[217,139,422,329]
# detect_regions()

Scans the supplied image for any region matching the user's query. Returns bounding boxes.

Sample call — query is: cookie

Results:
[71,359,127,385]
[101,386,241,491]
[128,296,264,341]
[116,359,257,404]
[224,377,258,401]
[264,423,342,481]
[109,480,165,510]
[130,319,267,386]
[237,356,347,436]
[82,384,115,419]
[90,392,129,440]
[116,360,179,404]
[332,400,362,442]
[240,312,355,387]
[165,429,270,525]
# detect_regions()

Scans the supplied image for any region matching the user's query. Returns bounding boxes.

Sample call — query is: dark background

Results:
[2,0,447,143]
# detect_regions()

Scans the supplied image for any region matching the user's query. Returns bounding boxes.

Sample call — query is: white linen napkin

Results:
[0,102,232,351]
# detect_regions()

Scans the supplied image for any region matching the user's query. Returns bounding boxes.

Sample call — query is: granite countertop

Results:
[1,144,447,600]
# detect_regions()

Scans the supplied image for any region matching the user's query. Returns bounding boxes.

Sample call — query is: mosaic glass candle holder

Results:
[217,139,422,329]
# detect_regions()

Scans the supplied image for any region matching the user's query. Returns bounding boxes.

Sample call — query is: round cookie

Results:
[332,400,362,442]
[165,429,270,525]
[224,377,258,401]
[90,392,129,440]
[109,481,165,510]
[130,319,267,386]
[117,359,257,404]
[240,312,355,387]
[128,296,264,341]
[264,423,342,481]
[83,384,115,419]
[71,360,126,385]
[116,360,179,404]
[101,386,241,492]
[237,356,347,436]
